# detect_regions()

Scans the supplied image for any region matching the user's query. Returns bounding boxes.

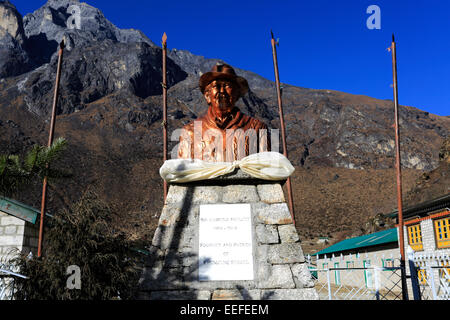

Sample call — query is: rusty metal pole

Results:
[270,31,295,226]
[162,33,168,202]
[37,40,64,258]
[391,34,408,300]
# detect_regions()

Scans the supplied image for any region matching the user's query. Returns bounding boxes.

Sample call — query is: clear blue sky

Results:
[12,0,450,116]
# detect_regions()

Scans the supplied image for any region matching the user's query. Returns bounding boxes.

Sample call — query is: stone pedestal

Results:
[138,169,318,300]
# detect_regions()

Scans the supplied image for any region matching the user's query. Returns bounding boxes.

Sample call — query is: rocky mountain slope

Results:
[403,136,450,207]
[1,0,449,253]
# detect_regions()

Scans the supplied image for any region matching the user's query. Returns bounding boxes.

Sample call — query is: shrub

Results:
[11,189,141,300]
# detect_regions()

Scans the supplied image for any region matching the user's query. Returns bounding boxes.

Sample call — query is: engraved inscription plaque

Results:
[198,203,254,281]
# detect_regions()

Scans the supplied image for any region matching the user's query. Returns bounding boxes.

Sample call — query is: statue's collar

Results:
[206,107,241,130]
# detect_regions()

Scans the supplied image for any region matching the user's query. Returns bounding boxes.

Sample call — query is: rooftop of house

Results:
[313,228,398,257]
[0,197,41,224]
[386,193,450,221]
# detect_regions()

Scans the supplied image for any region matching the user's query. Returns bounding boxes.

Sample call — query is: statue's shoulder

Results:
[245,114,268,130]
[181,114,208,135]
[182,121,194,130]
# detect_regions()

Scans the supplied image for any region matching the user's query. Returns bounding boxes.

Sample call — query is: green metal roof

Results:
[313,228,398,256]
[0,197,41,224]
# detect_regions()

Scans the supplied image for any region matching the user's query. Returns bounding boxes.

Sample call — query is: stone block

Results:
[140,266,188,290]
[151,225,176,250]
[197,290,212,300]
[140,260,163,283]
[257,264,295,289]
[267,243,305,264]
[176,222,197,249]
[255,244,269,264]
[0,235,23,246]
[165,185,188,205]
[254,203,292,225]
[222,185,259,203]
[240,289,261,300]
[291,263,315,288]
[1,216,23,226]
[212,289,242,300]
[278,224,300,243]
[165,248,197,268]
[255,224,279,244]
[192,186,222,204]
[257,184,285,203]
[158,205,182,227]
[144,246,166,267]
[16,225,25,235]
[261,288,319,300]
[5,226,17,235]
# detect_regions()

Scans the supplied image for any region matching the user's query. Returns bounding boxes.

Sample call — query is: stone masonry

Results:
[139,169,318,300]
[0,211,39,262]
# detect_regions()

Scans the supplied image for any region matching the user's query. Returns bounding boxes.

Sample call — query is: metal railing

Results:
[0,251,28,300]
[411,251,450,300]
[307,249,450,300]
[309,265,403,300]
[0,269,27,300]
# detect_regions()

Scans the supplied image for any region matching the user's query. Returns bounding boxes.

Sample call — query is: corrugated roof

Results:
[0,197,40,224]
[313,228,398,256]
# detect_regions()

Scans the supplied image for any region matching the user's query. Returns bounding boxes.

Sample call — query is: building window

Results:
[382,259,394,269]
[438,260,450,283]
[346,261,354,269]
[364,260,373,288]
[418,269,427,285]
[334,262,341,285]
[415,261,428,285]
[434,217,450,249]
[322,263,328,270]
[439,260,450,283]
[407,224,423,251]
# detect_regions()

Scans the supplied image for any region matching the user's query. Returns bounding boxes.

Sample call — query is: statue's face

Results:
[204,79,239,114]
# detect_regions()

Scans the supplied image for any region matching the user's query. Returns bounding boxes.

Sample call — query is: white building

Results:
[0,197,41,262]
[312,193,450,300]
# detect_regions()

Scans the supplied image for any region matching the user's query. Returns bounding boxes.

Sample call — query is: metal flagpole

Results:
[162,32,168,202]
[270,30,295,226]
[37,40,65,258]
[390,34,408,300]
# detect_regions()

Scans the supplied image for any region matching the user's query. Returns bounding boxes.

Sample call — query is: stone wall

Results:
[0,211,39,262]
[402,214,450,296]
[402,215,450,255]
[139,170,318,300]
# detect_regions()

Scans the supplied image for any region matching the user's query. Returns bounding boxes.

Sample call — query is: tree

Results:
[11,189,141,300]
[0,137,69,197]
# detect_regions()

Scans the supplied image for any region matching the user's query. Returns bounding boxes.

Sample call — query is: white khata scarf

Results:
[159,152,294,183]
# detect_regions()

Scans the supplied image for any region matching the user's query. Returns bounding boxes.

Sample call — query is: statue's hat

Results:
[199,63,249,97]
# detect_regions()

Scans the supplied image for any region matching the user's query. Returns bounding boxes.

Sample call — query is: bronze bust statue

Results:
[178,63,269,161]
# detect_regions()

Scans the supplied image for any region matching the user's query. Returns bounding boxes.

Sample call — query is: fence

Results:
[309,264,403,300]
[0,269,26,300]
[307,249,450,300]
[0,252,27,300]
[411,251,450,300]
